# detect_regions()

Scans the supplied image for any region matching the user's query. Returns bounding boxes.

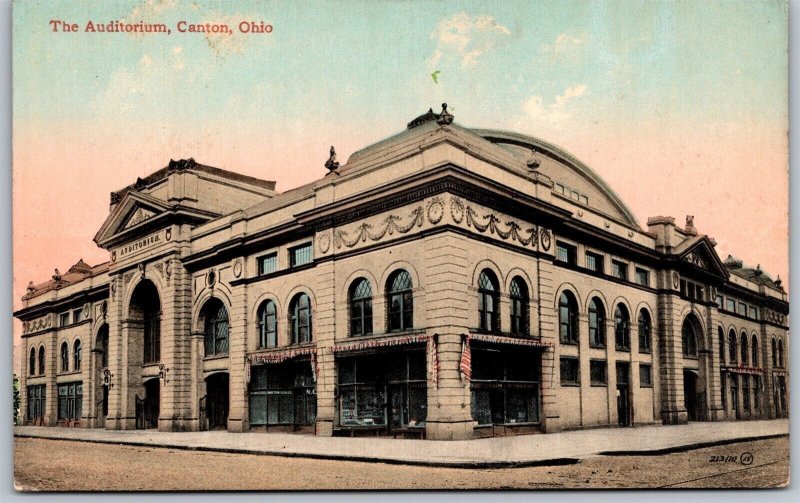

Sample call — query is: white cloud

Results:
[521,84,590,128]
[540,31,587,62]
[429,13,511,69]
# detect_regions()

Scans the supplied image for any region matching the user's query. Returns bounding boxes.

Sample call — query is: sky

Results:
[12,0,788,355]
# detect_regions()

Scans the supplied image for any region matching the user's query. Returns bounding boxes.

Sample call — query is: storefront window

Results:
[57,382,82,421]
[470,347,540,425]
[337,351,427,430]
[248,360,316,427]
[27,385,45,422]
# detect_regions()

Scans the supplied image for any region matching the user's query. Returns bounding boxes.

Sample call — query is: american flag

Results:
[460,335,472,381]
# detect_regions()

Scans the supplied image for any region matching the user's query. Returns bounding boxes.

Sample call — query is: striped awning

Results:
[248,346,316,365]
[331,334,430,353]
[722,366,763,376]
[469,333,551,350]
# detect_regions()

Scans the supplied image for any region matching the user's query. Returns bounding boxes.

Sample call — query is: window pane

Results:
[258,253,277,275]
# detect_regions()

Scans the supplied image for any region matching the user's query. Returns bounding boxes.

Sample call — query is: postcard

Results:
[12,0,789,491]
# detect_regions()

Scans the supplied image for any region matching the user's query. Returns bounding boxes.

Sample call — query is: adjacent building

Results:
[15,106,789,440]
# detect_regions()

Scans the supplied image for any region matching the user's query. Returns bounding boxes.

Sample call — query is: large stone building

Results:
[15,106,789,440]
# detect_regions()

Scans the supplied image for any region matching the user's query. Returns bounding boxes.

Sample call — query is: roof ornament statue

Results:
[26,281,35,293]
[526,148,541,170]
[684,215,697,235]
[52,268,62,282]
[324,146,340,174]
[436,103,454,126]
[775,275,783,289]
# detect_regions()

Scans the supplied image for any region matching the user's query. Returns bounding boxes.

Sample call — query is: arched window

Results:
[509,277,530,335]
[717,327,725,364]
[290,293,312,344]
[559,291,579,344]
[638,310,652,353]
[751,334,759,367]
[29,347,36,376]
[38,346,45,375]
[387,270,413,332]
[97,325,109,368]
[614,304,631,350]
[257,300,278,349]
[588,297,606,347]
[729,330,737,364]
[740,332,748,367]
[772,338,778,367]
[60,342,69,372]
[778,339,784,367]
[349,278,373,337]
[682,318,698,357]
[73,340,82,371]
[477,269,500,332]
[203,299,229,356]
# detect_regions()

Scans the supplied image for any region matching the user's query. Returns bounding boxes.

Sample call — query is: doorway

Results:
[683,369,699,421]
[142,378,160,429]
[206,373,229,430]
[616,362,632,426]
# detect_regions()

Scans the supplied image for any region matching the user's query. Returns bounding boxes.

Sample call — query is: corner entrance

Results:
[205,373,230,430]
[137,378,160,429]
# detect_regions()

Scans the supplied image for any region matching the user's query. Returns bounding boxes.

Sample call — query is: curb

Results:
[15,431,788,469]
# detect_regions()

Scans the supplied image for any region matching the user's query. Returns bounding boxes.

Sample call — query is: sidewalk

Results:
[14,419,789,468]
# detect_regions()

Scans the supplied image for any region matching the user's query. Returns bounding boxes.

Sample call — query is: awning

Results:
[772,370,788,377]
[722,366,763,376]
[248,346,317,365]
[331,333,430,353]
[469,333,552,350]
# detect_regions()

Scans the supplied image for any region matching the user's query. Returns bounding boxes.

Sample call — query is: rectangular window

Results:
[27,385,46,422]
[749,306,758,320]
[640,363,653,387]
[257,253,278,275]
[289,243,313,268]
[742,375,750,412]
[726,298,736,312]
[59,312,70,327]
[555,241,576,264]
[249,361,316,427]
[635,268,649,287]
[559,357,580,386]
[57,382,82,421]
[590,360,607,386]
[72,309,83,324]
[611,260,628,280]
[738,302,747,316]
[716,293,724,309]
[585,252,603,273]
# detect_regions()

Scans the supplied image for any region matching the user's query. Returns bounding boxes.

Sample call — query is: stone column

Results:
[313,261,336,437]
[106,275,126,430]
[423,233,473,440]
[44,332,57,426]
[537,257,559,433]
[657,285,687,424]
[704,304,724,421]
[227,270,249,432]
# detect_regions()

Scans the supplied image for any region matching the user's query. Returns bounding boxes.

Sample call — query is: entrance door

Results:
[730,375,740,419]
[206,373,230,430]
[684,370,698,421]
[388,384,406,432]
[143,379,160,429]
[616,363,631,426]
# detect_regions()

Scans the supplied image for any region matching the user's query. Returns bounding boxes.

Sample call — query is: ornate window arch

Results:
[38,346,45,375]
[509,276,530,335]
[349,278,373,337]
[289,293,312,344]
[386,269,413,332]
[638,309,652,353]
[751,334,759,367]
[477,269,500,332]
[202,298,229,356]
[559,290,579,344]
[614,304,631,350]
[73,339,82,371]
[729,329,738,364]
[588,297,606,347]
[257,300,277,349]
[29,347,36,376]
[778,339,784,367]
[682,317,699,357]
[60,341,69,372]
[740,332,749,367]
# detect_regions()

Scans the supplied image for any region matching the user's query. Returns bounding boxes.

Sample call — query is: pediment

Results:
[93,192,172,248]
[677,237,729,280]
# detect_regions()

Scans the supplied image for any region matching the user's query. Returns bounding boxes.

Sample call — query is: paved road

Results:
[14,436,789,491]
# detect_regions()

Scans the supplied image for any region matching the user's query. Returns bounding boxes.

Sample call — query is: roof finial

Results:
[436,103,454,125]
[324,146,340,174]
[775,275,783,289]
[684,215,697,235]
[26,281,35,293]
[52,269,62,282]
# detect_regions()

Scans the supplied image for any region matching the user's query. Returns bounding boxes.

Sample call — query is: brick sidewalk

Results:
[14,419,789,468]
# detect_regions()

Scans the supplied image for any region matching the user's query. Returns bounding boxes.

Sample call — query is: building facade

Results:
[15,106,789,440]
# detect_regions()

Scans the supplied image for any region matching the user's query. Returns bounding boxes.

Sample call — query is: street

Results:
[14,436,789,490]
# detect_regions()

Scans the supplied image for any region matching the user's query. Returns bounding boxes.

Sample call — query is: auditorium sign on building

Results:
[12,0,790,492]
